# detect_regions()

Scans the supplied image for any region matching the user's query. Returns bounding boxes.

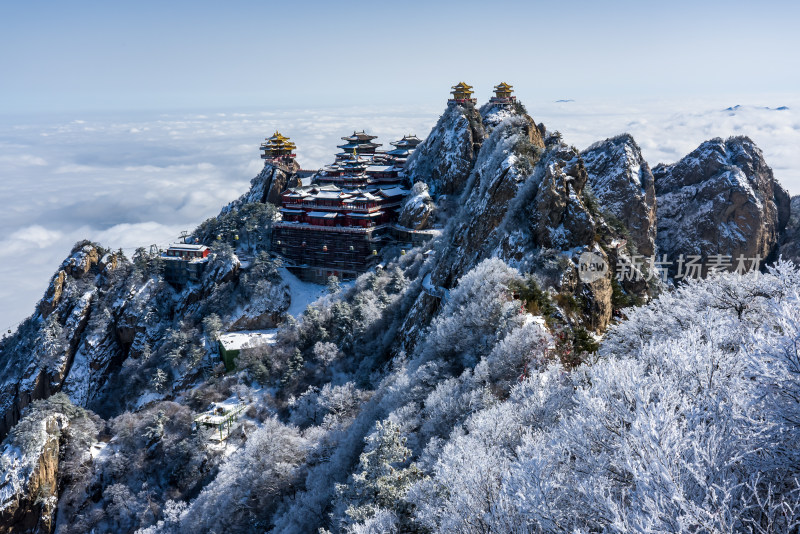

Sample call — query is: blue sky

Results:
[2,0,798,114]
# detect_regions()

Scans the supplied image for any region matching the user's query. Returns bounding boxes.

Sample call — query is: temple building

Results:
[272,184,408,282]
[490,82,516,105]
[316,131,412,189]
[260,131,297,162]
[335,131,382,161]
[271,131,420,283]
[448,82,477,105]
[317,153,371,188]
[383,135,422,165]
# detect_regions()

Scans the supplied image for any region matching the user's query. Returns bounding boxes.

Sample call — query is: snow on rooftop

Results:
[219,329,278,351]
[167,243,209,251]
[378,187,409,197]
[307,211,338,218]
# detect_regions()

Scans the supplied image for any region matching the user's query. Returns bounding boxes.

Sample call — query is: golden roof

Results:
[451,81,474,91]
[261,130,296,155]
[494,82,513,92]
[267,131,290,142]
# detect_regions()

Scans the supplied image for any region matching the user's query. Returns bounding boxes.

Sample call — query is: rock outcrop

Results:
[527,148,596,250]
[0,243,113,440]
[228,280,290,331]
[654,136,790,269]
[433,113,545,286]
[582,134,658,257]
[62,245,100,279]
[406,103,486,197]
[778,195,800,263]
[400,106,617,351]
[224,162,301,212]
[398,182,436,230]
[480,102,518,132]
[491,137,614,332]
[37,271,65,319]
[0,401,69,534]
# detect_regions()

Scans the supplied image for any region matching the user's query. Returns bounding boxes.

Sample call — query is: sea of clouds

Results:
[1,97,798,330]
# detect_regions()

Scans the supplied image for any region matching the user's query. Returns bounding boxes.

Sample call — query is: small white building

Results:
[193,400,247,441]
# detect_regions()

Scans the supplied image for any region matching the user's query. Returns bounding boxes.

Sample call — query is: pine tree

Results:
[281,349,304,388]
[338,420,423,526]
[150,368,167,392]
[327,275,341,295]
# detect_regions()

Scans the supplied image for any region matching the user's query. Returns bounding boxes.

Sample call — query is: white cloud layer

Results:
[0,98,797,330]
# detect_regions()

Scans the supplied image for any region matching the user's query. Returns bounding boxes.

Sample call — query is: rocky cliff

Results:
[0,395,93,534]
[406,102,485,198]
[223,161,301,212]
[778,195,800,263]
[397,182,436,230]
[0,244,114,440]
[582,134,658,257]
[0,241,288,441]
[0,414,64,533]
[654,136,791,269]
[398,101,626,356]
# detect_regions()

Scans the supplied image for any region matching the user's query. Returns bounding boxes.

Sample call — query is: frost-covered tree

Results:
[409,263,800,533]
[290,382,366,429]
[313,341,342,366]
[150,368,167,392]
[474,315,551,395]
[336,420,422,528]
[36,314,65,369]
[327,275,341,294]
[174,417,307,533]
[418,257,522,368]
[281,348,305,389]
[201,313,222,339]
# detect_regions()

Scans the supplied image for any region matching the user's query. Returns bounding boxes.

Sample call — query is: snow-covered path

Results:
[279,267,327,317]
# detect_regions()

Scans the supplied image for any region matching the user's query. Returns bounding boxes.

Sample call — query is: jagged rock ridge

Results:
[406,103,485,198]
[654,136,790,267]
[582,134,657,257]
[223,161,301,213]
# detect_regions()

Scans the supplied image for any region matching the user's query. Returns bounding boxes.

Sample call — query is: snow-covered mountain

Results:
[655,136,790,268]
[1,96,799,534]
[582,133,657,257]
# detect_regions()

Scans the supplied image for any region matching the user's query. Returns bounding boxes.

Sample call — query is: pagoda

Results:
[335,131,382,161]
[260,131,297,161]
[448,82,477,105]
[383,134,422,165]
[318,151,372,188]
[490,82,516,105]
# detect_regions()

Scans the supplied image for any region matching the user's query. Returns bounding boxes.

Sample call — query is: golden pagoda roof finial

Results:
[450,82,475,99]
